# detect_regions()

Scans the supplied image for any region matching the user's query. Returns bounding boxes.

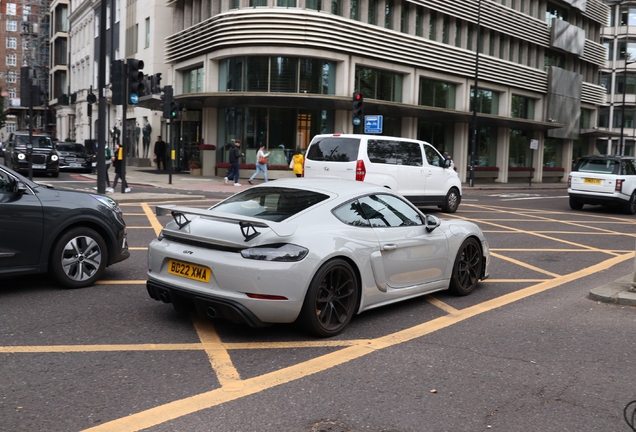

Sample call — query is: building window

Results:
[442,14,449,44]
[415,7,423,37]
[278,0,296,6]
[350,0,359,20]
[511,95,535,119]
[6,54,17,66]
[229,0,239,9]
[7,71,16,83]
[6,3,16,15]
[580,109,592,129]
[6,122,16,133]
[417,120,454,156]
[219,56,336,95]
[419,77,456,109]
[615,73,636,95]
[7,20,17,32]
[355,66,403,103]
[470,88,499,115]
[306,0,321,10]
[429,10,436,41]
[509,129,531,167]
[598,107,610,128]
[145,18,150,48]
[620,6,636,26]
[384,0,393,29]
[600,73,610,94]
[6,37,17,49]
[545,2,567,26]
[472,126,498,167]
[24,5,31,15]
[544,50,565,69]
[9,88,16,98]
[368,0,377,25]
[183,66,204,93]
[331,0,341,16]
[617,41,636,61]
[400,3,407,33]
[543,138,563,168]
[455,19,461,47]
[251,0,267,5]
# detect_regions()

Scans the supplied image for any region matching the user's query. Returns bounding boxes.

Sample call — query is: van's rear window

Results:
[307,137,360,162]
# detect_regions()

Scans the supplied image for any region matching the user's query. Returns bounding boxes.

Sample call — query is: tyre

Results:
[51,170,60,178]
[299,259,359,337]
[569,196,584,210]
[448,237,482,296]
[441,187,460,213]
[624,191,636,215]
[50,227,107,288]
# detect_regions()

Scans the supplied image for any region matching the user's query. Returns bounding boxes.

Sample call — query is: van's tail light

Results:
[355,159,366,181]
[616,179,624,193]
[567,175,572,188]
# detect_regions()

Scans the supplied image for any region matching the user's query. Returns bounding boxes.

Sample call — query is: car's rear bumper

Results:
[568,190,629,206]
[146,278,269,327]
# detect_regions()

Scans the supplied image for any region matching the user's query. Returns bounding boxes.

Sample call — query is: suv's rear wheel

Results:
[569,196,584,210]
[624,191,636,215]
[440,187,460,213]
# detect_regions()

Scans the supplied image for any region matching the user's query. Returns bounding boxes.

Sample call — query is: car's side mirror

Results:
[12,179,27,194]
[425,214,441,232]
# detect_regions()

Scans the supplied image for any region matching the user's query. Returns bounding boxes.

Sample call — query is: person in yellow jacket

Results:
[291,147,304,177]
[112,143,131,193]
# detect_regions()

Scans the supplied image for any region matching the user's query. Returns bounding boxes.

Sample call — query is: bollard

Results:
[632,238,636,292]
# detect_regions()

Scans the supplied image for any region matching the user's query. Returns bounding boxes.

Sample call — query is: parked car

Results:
[146,178,489,337]
[0,163,130,288]
[303,134,462,213]
[568,155,636,214]
[56,142,95,173]
[3,131,59,177]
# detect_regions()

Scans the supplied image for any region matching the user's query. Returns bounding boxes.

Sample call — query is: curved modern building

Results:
[156,0,609,183]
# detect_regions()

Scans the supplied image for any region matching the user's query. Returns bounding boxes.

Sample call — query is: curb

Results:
[589,275,636,306]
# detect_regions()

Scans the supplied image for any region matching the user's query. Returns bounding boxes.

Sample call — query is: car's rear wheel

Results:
[448,237,482,296]
[569,196,584,210]
[299,259,358,337]
[51,227,107,288]
[624,191,636,215]
[441,187,460,213]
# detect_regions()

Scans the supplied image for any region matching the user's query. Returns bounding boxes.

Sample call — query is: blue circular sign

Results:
[129,93,139,104]
[352,117,361,126]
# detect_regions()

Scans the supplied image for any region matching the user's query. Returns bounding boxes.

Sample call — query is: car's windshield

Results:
[211,187,329,222]
[14,135,53,149]
[57,143,86,153]
[575,158,619,175]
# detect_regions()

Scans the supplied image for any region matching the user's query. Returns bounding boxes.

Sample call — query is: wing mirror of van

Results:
[425,214,441,232]
[443,158,452,169]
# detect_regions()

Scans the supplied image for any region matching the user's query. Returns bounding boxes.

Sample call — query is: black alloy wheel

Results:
[51,227,108,288]
[625,191,636,215]
[300,259,359,337]
[449,237,482,296]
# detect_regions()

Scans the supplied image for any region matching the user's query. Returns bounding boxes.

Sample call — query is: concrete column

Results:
[496,128,510,183]
[455,122,469,183]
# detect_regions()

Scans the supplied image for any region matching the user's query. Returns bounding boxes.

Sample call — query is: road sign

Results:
[353,117,361,126]
[530,139,539,150]
[365,115,383,134]
[129,93,139,104]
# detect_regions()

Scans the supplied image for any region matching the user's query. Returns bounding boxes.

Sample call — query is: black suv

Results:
[3,131,59,177]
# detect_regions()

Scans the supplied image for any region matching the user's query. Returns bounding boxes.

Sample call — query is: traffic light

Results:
[161,85,173,119]
[170,100,179,119]
[110,60,125,105]
[352,92,363,121]
[127,58,145,102]
[151,73,162,94]
[20,67,32,107]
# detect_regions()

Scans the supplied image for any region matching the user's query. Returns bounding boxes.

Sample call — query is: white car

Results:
[147,179,489,337]
[568,155,636,214]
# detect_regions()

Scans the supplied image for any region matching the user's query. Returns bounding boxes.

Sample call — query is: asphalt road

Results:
[1,177,636,432]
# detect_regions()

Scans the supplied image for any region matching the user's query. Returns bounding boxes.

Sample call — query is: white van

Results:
[304,134,462,213]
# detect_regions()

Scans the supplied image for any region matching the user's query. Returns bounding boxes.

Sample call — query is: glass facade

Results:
[543,138,563,168]
[470,88,499,115]
[471,126,498,167]
[183,66,204,94]
[510,95,535,119]
[419,78,456,109]
[355,66,402,102]
[509,129,531,167]
[417,120,454,157]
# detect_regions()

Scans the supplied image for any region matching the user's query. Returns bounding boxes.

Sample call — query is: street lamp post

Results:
[469,0,482,188]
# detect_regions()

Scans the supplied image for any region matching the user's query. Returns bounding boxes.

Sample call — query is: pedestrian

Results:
[112,143,131,193]
[291,146,304,178]
[248,145,270,184]
[105,145,114,192]
[224,139,244,186]
[444,152,455,169]
[154,136,167,171]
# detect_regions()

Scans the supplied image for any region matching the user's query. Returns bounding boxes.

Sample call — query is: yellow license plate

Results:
[168,260,211,282]
[583,178,602,185]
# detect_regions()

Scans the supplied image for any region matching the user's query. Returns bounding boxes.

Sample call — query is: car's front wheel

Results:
[299,259,358,337]
[569,196,584,210]
[51,227,107,288]
[449,237,482,296]
[625,191,636,215]
[441,187,460,213]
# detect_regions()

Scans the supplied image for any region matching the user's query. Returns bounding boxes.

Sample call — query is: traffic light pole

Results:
[121,62,128,194]
[96,0,107,194]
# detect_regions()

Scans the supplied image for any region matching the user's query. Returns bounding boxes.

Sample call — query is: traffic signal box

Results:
[127,59,145,102]
[352,92,363,120]
[110,60,125,106]
[161,85,174,119]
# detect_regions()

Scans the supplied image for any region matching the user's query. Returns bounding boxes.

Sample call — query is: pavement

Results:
[83,164,636,307]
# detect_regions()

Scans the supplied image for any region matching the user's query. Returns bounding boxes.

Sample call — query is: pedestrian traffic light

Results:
[160,85,173,119]
[110,60,125,105]
[170,100,179,119]
[352,92,363,120]
[127,58,145,102]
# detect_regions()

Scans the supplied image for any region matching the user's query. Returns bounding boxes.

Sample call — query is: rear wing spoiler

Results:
[155,204,297,241]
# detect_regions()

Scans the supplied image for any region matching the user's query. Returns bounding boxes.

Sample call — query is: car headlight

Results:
[240,243,308,262]
[17,153,25,160]
[91,194,123,217]
[51,154,59,161]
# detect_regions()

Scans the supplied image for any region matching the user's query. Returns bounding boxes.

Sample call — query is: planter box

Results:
[190,168,201,176]
[201,150,216,176]
[508,170,533,178]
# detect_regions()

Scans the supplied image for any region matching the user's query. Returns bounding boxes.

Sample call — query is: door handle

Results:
[382,244,398,251]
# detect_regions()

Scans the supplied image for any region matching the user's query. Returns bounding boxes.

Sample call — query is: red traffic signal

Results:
[352,92,363,120]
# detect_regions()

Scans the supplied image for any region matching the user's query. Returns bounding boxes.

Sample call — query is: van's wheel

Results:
[569,196,584,210]
[441,187,460,213]
[299,259,358,337]
[624,191,636,215]
[51,227,107,288]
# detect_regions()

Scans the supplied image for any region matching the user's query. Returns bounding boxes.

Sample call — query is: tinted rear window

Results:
[575,158,619,175]
[307,137,360,162]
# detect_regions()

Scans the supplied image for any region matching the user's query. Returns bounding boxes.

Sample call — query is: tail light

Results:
[355,159,366,181]
[567,175,571,188]
[616,179,624,193]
